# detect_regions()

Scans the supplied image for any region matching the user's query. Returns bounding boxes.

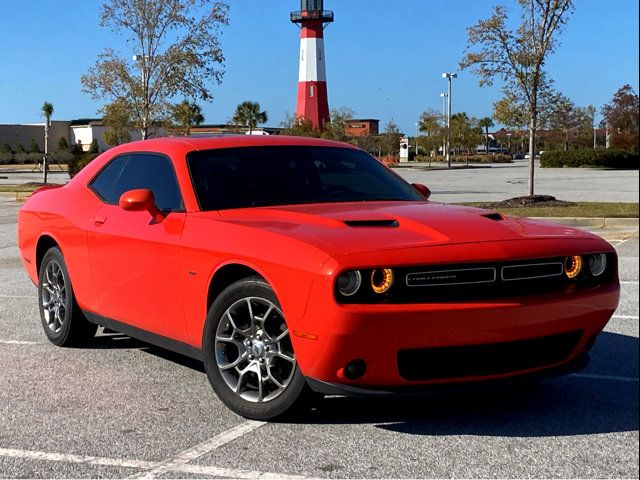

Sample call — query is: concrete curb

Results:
[534,217,639,228]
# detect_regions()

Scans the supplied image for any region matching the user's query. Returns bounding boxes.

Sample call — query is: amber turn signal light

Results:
[564,256,583,279]
[371,268,394,294]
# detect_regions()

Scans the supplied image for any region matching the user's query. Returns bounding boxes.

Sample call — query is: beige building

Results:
[0,121,71,151]
[0,119,142,152]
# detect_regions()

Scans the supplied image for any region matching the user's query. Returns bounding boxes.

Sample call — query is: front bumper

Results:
[290,279,619,389]
[306,352,591,396]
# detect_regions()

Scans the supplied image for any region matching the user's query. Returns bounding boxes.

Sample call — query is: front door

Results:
[87,153,188,342]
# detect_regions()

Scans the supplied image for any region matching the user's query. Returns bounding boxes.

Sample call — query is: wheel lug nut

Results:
[249,355,254,360]
[259,358,264,363]
[245,340,251,346]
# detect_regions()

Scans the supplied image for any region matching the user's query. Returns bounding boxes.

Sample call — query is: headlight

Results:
[564,255,583,279]
[337,270,362,297]
[588,253,607,277]
[371,268,394,294]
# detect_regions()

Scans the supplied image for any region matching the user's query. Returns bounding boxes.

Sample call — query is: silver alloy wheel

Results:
[41,259,67,334]
[215,297,296,403]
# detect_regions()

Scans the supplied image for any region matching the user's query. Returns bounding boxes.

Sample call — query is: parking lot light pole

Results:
[440,92,448,157]
[415,122,419,156]
[133,54,148,139]
[442,72,457,168]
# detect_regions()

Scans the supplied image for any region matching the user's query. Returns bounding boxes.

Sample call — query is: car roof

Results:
[117,135,358,152]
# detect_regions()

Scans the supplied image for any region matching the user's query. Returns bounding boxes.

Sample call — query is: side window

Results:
[112,154,184,212]
[90,155,129,203]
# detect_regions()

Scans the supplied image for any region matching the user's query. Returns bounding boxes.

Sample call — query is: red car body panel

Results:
[18,136,619,392]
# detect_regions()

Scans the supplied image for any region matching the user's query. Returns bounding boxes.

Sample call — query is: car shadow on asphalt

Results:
[88,330,207,372]
[286,331,639,437]
[87,329,638,436]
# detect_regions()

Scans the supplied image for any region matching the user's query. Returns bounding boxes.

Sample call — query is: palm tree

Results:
[233,101,268,134]
[478,117,494,155]
[41,101,54,184]
[171,100,205,135]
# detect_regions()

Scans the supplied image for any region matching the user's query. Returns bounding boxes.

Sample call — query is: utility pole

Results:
[442,72,457,168]
[415,122,419,156]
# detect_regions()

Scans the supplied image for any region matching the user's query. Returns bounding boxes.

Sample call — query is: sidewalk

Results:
[535,217,639,242]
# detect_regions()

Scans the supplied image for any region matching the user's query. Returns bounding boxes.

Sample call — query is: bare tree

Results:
[461,0,574,195]
[81,0,229,140]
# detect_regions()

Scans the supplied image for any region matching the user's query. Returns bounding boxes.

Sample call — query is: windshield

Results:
[187,146,423,211]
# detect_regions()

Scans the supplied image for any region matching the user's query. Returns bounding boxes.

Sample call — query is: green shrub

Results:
[52,151,73,164]
[13,152,42,164]
[68,153,99,178]
[541,149,639,169]
[0,152,14,164]
[14,144,26,153]
[0,143,12,153]
[57,137,69,152]
[88,138,99,154]
[29,138,40,153]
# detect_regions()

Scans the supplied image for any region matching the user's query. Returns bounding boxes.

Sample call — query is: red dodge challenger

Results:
[18,136,619,419]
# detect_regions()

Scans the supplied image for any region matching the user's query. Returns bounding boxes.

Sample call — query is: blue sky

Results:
[0,0,637,134]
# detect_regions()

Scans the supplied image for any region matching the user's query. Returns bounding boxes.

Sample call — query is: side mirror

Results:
[411,183,431,200]
[119,189,165,223]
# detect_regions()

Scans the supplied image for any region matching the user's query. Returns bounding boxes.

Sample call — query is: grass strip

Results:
[458,202,639,218]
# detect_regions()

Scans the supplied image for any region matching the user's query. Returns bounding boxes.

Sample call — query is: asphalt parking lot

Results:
[0,194,638,478]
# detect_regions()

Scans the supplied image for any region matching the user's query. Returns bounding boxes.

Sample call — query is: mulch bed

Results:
[476,195,575,209]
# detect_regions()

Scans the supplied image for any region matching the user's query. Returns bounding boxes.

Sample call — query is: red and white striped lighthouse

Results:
[290,0,334,130]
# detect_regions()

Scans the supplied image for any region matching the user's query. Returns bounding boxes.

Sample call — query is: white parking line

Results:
[572,373,639,383]
[0,447,156,470]
[0,295,33,299]
[0,446,305,479]
[620,281,639,285]
[612,315,639,320]
[0,340,42,345]
[131,420,268,479]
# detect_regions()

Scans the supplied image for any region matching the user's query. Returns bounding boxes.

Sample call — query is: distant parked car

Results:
[512,152,525,160]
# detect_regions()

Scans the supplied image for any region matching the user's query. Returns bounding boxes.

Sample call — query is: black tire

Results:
[202,276,316,420]
[38,247,97,347]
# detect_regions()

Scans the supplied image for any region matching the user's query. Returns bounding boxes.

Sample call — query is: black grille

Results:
[397,330,583,381]
[501,262,564,281]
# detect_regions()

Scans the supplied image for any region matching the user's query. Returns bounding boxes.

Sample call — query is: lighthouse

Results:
[291,0,334,130]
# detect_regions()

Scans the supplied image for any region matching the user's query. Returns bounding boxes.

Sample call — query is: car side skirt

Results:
[83,310,203,361]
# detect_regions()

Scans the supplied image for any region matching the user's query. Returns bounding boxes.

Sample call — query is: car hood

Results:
[214,201,592,256]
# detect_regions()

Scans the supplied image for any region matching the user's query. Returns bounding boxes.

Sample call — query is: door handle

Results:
[94,215,107,225]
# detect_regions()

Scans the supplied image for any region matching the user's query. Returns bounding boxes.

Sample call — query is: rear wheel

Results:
[38,247,97,346]
[202,276,314,419]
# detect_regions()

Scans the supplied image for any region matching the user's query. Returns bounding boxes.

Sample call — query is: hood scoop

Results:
[482,212,505,222]
[344,219,400,228]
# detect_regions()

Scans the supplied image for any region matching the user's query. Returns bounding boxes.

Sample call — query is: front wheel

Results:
[202,276,314,420]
